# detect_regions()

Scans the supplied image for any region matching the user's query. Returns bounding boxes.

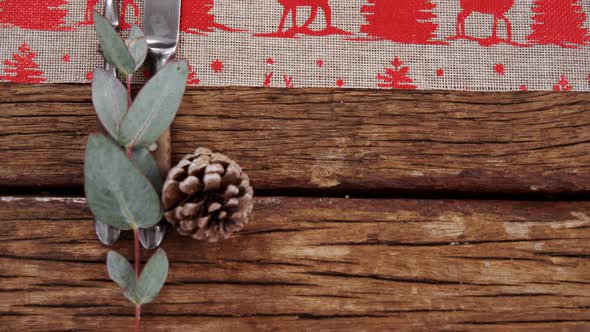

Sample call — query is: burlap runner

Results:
[1,0,589,91]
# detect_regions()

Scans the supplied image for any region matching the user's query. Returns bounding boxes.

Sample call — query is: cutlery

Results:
[94,0,122,246]
[139,0,182,249]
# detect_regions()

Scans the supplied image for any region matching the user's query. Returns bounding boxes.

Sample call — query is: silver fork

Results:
[139,0,183,249]
[94,0,122,246]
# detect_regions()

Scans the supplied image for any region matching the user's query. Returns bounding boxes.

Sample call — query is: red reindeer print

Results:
[78,0,99,25]
[449,0,524,47]
[360,0,444,44]
[376,57,417,90]
[256,0,351,38]
[181,0,240,35]
[119,0,140,30]
[78,0,139,29]
[0,43,46,84]
[528,0,589,48]
[0,0,72,31]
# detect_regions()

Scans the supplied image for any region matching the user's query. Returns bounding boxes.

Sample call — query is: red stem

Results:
[135,304,142,332]
[126,75,132,108]
[134,228,141,332]
[128,74,141,332]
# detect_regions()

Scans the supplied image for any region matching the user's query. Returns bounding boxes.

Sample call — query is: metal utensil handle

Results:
[94,0,122,246]
[103,0,120,76]
[149,50,176,75]
[140,51,175,250]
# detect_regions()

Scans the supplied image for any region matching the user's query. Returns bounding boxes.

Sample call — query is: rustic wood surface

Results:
[1,196,589,331]
[1,84,589,194]
[1,83,589,331]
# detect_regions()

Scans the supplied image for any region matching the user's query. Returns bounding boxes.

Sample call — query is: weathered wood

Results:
[1,83,590,194]
[1,196,589,331]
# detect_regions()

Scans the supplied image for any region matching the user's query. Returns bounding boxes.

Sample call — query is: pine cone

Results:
[162,148,253,242]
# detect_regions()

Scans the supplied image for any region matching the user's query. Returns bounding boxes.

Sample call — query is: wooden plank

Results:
[1,196,589,331]
[1,83,590,194]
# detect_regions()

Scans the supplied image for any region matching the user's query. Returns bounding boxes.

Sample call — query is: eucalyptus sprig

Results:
[85,12,188,331]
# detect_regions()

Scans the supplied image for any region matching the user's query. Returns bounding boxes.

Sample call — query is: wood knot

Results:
[310,165,340,188]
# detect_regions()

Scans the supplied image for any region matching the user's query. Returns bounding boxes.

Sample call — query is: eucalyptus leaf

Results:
[126,25,148,71]
[131,148,163,194]
[136,249,169,304]
[107,251,138,303]
[92,68,127,139]
[84,134,163,230]
[94,11,135,77]
[118,61,189,148]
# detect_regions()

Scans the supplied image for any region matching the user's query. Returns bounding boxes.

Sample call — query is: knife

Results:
[94,0,122,246]
[140,0,182,249]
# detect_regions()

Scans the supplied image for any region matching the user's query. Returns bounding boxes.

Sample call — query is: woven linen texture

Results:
[1,0,589,91]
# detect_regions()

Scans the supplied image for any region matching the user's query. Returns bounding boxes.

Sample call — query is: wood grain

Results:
[1,196,589,331]
[1,83,589,194]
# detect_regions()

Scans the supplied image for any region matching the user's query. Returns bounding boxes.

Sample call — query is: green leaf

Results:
[118,61,189,148]
[136,249,169,304]
[94,11,135,77]
[92,68,127,139]
[84,134,163,230]
[107,251,138,303]
[131,148,163,194]
[126,25,147,71]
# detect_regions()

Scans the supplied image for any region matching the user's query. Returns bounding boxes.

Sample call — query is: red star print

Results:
[62,54,71,62]
[316,59,324,67]
[494,64,505,75]
[266,58,275,65]
[210,60,223,73]
[436,68,444,77]
[86,71,93,81]
[336,79,344,87]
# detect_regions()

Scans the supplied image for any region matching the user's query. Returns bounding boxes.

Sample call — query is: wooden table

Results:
[1,83,589,331]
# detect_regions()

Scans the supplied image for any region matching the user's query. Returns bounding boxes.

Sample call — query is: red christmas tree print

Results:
[449,0,522,47]
[187,66,201,85]
[78,0,139,30]
[553,75,573,91]
[528,0,589,48]
[256,0,351,38]
[376,57,417,90]
[360,0,442,44]
[181,0,239,35]
[0,43,46,84]
[0,0,72,31]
